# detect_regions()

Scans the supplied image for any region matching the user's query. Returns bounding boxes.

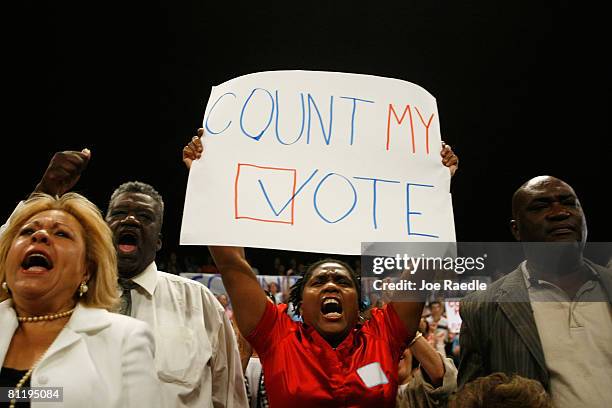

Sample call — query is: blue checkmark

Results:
[258,169,319,216]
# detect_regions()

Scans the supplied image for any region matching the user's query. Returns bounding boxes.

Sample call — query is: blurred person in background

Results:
[426,301,449,355]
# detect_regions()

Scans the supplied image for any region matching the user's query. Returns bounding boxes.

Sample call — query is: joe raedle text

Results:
[372,279,488,292]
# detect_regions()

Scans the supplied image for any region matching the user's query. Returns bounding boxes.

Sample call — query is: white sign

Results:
[181,71,455,254]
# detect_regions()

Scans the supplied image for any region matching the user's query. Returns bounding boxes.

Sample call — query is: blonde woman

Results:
[0,193,159,407]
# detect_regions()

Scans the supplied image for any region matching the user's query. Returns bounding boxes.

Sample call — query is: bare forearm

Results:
[208,246,268,335]
[411,337,445,386]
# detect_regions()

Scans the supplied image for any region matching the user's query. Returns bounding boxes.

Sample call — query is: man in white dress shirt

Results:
[30,150,248,408]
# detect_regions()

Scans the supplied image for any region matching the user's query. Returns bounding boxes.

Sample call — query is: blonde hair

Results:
[0,193,119,310]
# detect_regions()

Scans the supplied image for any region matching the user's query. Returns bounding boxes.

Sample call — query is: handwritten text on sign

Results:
[181,71,455,254]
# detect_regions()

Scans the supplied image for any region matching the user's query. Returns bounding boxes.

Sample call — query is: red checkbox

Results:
[234,163,297,224]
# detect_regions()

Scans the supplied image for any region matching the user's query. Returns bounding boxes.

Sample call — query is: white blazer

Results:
[0,300,161,408]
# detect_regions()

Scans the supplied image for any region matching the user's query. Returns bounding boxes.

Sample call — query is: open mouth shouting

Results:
[21,250,54,273]
[117,230,140,254]
[321,296,343,321]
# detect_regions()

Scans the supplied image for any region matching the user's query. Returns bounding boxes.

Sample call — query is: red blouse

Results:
[245,302,411,408]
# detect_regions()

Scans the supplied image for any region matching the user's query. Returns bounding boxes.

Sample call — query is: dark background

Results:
[5,1,610,273]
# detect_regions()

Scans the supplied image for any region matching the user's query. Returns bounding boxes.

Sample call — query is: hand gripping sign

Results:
[181,71,455,254]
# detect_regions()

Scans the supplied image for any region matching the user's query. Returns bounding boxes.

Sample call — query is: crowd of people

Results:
[157,251,336,284]
[0,130,608,407]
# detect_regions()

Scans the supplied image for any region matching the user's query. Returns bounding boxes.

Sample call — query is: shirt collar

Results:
[130,261,158,296]
[521,261,536,289]
[302,322,359,353]
[521,260,598,289]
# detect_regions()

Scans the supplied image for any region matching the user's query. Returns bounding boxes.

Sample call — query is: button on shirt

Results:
[245,302,410,408]
[128,262,248,408]
[522,262,612,408]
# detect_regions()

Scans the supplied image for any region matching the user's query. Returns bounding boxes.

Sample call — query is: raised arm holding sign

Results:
[183,128,456,337]
[182,73,458,406]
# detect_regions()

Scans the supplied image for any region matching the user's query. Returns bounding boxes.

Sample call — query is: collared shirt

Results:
[128,262,248,408]
[245,302,410,408]
[522,262,612,407]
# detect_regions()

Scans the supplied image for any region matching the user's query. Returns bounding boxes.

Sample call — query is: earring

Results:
[79,282,89,297]
[1,282,8,293]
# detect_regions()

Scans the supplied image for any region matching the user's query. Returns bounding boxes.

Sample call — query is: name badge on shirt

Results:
[357,362,389,388]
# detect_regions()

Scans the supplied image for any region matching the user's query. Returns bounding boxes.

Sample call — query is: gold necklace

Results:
[9,351,48,408]
[9,307,72,406]
[17,308,75,323]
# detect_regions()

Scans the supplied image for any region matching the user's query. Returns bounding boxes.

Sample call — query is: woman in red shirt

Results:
[185,133,459,407]
[211,252,427,408]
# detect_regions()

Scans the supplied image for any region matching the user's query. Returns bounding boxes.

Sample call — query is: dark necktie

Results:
[118,278,139,316]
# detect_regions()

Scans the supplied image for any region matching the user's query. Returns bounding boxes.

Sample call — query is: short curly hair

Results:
[288,258,364,317]
[449,373,552,408]
[108,181,164,226]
